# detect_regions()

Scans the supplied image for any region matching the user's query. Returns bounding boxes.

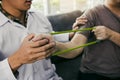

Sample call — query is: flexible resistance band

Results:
[52,40,100,56]
[50,27,100,56]
[50,27,95,35]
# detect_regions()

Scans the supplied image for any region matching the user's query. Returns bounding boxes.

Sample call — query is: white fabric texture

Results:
[0,10,67,80]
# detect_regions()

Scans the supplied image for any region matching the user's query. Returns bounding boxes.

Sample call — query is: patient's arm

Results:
[56,33,87,59]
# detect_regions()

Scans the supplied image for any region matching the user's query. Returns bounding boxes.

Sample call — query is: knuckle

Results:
[49,44,53,48]
[37,41,41,46]
[41,47,46,51]
[26,49,31,53]
[41,52,47,56]
[28,56,34,60]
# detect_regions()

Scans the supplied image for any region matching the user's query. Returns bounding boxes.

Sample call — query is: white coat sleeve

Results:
[53,33,69,42]
[0,58,17,80]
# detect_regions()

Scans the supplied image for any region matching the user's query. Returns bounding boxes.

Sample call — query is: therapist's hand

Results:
[8,33,56,72]
[72,16,87,29]
[69,16,88,40]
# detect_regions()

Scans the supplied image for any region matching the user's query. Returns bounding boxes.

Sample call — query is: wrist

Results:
[108,30,114,40]
[8,54,22,72]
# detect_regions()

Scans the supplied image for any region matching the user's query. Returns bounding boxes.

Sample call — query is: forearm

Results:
[56,42,83,59]
[8,55,22,72]
[56,34,87,58]
[109,30,120,46]
[93,26,120,47]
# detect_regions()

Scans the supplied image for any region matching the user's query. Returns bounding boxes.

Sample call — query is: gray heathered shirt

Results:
[79,5,120,78]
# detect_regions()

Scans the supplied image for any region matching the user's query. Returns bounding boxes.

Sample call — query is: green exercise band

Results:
[50,27,100,56]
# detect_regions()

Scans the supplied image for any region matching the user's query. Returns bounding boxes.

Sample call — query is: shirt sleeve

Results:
[53,33,69,42]
[77,8,97,38]
[0,58,17,80]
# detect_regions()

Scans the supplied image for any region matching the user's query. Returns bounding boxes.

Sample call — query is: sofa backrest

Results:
[47,10,82,31]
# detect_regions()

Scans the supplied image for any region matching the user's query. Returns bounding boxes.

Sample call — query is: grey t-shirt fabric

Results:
[79,5,120,78]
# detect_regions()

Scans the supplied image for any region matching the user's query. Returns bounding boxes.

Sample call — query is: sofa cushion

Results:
[47,10,83,80]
